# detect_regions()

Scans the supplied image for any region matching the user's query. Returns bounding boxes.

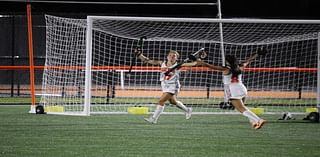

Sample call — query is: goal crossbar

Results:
[88,16,320,24]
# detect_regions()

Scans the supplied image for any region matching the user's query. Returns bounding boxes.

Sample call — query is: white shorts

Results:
[225,83,247,100]
[161,81,180,95]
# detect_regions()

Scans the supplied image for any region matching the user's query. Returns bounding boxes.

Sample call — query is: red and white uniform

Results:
[223,72,247,100]
[160,61,181,95]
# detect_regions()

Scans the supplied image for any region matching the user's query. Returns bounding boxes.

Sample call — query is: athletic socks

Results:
[176,101,188,112]
[152,105,164,122]
[242,110,261,123]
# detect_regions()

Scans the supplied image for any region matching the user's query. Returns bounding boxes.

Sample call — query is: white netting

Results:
[41,15,319,115]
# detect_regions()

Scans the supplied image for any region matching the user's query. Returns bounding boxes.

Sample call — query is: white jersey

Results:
[223,73,243,85]
[223,73,247,100]
[160,61,181,94]
[160,61,180,83]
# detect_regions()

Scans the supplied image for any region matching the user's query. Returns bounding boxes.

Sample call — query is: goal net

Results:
[41,15,320,116]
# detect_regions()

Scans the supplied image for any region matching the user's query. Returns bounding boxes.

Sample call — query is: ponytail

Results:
[225,55,241,76]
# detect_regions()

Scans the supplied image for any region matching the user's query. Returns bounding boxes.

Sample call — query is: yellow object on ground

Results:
[306,107,318,113]
[128,107,149,115]
[45,106,65,113]
[250,107,264,115]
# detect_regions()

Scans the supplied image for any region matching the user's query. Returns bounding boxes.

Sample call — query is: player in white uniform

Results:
[197,48,267,129]
[136,49,198,124]
[160,61,181,94]
[223,73,247,100]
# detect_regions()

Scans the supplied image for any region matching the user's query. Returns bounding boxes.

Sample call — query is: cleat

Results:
[144,117,157,124]
[254,120,267,129]
[185,108,192,120]
[251,122,258,129]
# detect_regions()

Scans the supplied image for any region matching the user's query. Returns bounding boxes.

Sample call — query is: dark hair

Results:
[225,55,241,76]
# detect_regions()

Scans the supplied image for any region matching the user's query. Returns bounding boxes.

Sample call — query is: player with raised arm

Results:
[196,47,268,129]
[135,48,199,124]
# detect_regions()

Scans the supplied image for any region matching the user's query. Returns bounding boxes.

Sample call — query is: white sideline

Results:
[35,94,62,97]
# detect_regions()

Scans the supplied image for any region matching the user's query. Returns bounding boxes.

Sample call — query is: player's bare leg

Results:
[169,96,192,119]
[231,99,266,129]
[144,92,172,124]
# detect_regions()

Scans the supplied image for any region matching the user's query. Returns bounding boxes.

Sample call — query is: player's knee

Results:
[158,100,166,105]
[176,101,183,105]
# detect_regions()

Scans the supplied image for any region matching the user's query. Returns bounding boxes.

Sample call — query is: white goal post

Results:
[41,15,320,116]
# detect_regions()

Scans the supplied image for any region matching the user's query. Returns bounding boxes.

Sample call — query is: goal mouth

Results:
[41,15,320,115]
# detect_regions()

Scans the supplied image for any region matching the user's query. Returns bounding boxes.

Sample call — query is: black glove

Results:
[135,36,147,57]
[188,54,197,61]
[134,47,142,57]
[257,47,268,56]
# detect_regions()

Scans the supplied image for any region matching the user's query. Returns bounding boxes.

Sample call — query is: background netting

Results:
[41,15,319,115]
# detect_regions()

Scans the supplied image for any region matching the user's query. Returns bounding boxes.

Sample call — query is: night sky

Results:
[0,0,319,19]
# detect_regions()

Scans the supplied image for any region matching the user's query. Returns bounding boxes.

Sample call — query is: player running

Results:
[136,49,198,124]
[196,47,267,129]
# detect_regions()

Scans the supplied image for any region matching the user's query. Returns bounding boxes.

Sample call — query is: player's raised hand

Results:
[134,48,142,57]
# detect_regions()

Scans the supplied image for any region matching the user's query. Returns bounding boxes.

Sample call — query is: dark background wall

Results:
[1,0,319,18]
[0,0,319,87]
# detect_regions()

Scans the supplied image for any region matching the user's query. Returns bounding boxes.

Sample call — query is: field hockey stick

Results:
[164,48,205,76]
[129,36,147,73]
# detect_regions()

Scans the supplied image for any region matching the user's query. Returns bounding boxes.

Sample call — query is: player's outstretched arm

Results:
[241,53,258,67]
[181,60,200,67]
[241,46,268,67]
[197,60,227,71]
[135,49,162,65]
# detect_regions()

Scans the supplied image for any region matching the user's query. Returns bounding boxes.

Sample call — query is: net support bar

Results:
[86,16,320,24]
[84,17,93,116]
[27,4,36,113]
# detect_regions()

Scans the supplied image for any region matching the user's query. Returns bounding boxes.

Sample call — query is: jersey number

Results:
[165,74,172,80]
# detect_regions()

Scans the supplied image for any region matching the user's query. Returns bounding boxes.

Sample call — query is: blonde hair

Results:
[168,50,180,58]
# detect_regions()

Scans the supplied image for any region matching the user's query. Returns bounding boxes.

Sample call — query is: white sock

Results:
[152,105,164,121]
[242,110,261,123]
[176,101,188,112]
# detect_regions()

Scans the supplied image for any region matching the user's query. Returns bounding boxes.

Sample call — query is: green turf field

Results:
[0,106,319,157]
[2,97,315,114]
